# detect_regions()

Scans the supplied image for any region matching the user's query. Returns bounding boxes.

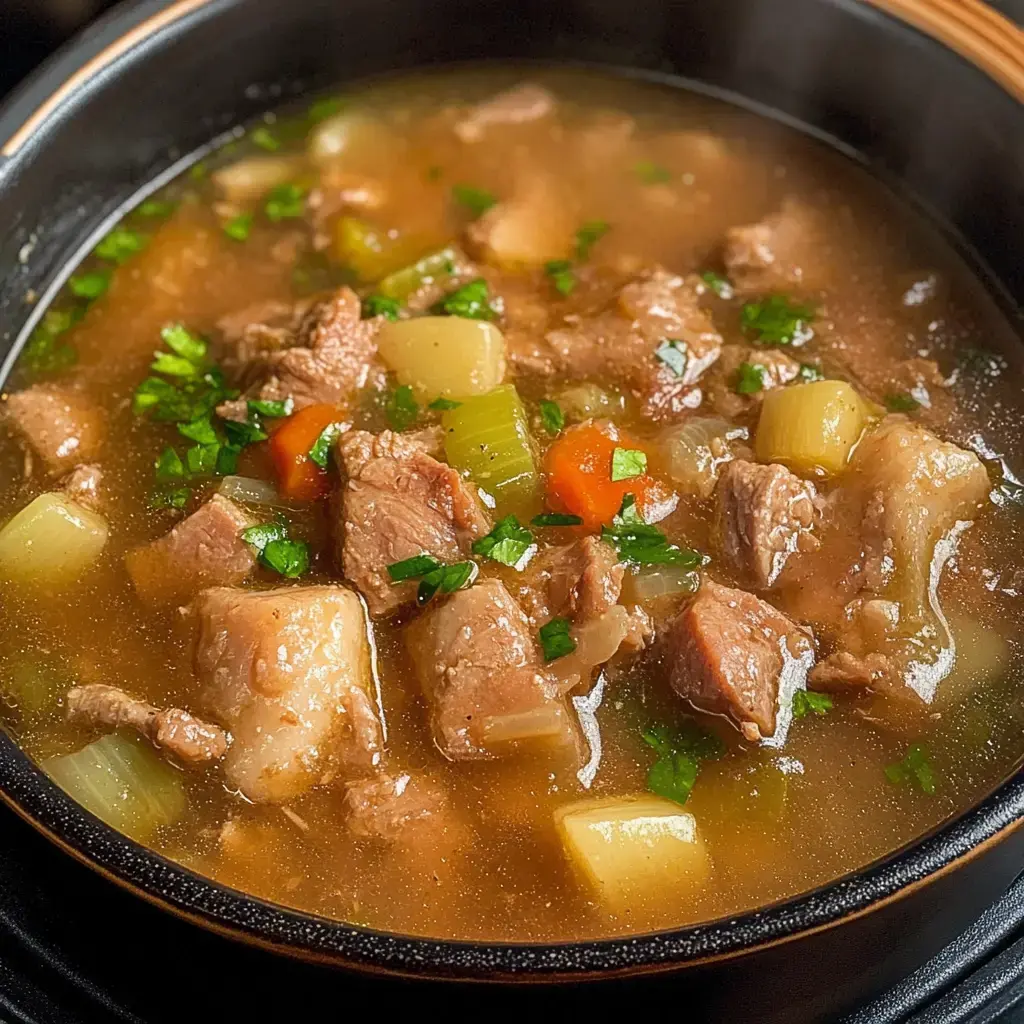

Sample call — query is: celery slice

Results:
[442,384,537,504]
[377,246,460,301]
[43,732,187,842]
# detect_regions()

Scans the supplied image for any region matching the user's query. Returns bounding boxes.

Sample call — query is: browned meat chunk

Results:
[707,344,801,419]
[193,585,382,803]
[125,494,255,606]
[519,536,623,624]
[4,384,105,474]
[454,83,556,143]
[809,651,899,692]
[664,579,814,740]
[66,683,228,764]
[716,461,818,588]
[216,298,312,377]
[343,772,449,842]
[60,463,102,510]
[405,579,578,760]
[543,269,722,420]
[336,428,490,616]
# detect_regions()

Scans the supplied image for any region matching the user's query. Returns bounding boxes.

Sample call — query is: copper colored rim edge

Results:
[0,0,211,158]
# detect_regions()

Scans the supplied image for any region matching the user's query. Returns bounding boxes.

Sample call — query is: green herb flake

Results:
[655,339,688,378]
[242,522,288,552]
[792,689,833,719]
[385,384,419,432]
[634,160,672,184]
[734,362,766,395]
[308,421,345,468]
[177,418,219,445]
[417,561,477,605]
[428,397,461,411]
[308,96,344,123]
[884,392,920,413]
[531,512,584,527]
[539,617,577,662]
[611,447,647,482]
[69,270,112,301]
[152,352,202,379]
[642,721,725,807]
[149,486,191,511]
[251,126,280,151]
[154,447,185,481]
[161,323,207,366]
[473,515,534,568]
[138,199,176,218]
[247,397,293,419]
[387,554,442,582]
[885,743,937,795]
[22,310,79,376]
[94,228,146,265]
[189,161,208,181]
[741,295,815,346]
[223,418,268,448]
[798,362,824,382]
[363,294,402,321]
[265,183,308,222]
[544,259,577,297]
[539,399,564,437]
[452,184,497,218]
[601,494,703,568]
[434,278,498,321]
[261,538,311,578]
[701,270,734,299]
[185,443,220,476]
[223,213,254,242]
[574,220,610,261]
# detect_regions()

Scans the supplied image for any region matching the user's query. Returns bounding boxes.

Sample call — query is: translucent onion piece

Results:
[218,475,287,508]
[480,704,571,744]
[556,382,622,422]
[628,565,700,603]
[660,417,748,498]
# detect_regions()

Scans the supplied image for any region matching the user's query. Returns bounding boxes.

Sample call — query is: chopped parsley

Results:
[734,362,766,395]
[242,522,311,579]
[22,309,79,376]
[885,743,937,795]
[634,160,672,184]
[539,617,576,662]
[189,161,208,181]
[701,270,734,299]
[655,339,688,378]
[792,689,833,719]
[137,199,175,218]
[531,512,584,527]
[429,397,462,411]
[154,447,185,481]
[741,295,815,346]
[386,555,478,604]
[434,278,498,321]
[307,96,344,123]
[610,447,647,482]
[223,213,253,242]
[452,184,497,217]
[223,418,268,447]
[544,259,576,296]
[308,421,345,468]
[574,220,610,261]
[264,183,307,222]
[149,486,191,511]
[68,270,111,301]
[251,126,280,151]
[247,397,293,418]
[643,721,724,807]
[798,362,824,382]
[385,384,419,432]
[94,227,146,265]
[472,515,534,568]
[363,294,401,321]
[884,392,920,413]
[539,399,564,436]
[387,554,442,582]
[601,494,703,567]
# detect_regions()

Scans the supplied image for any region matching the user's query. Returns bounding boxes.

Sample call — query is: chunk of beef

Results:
[809,651,899,692]
[66,683,228,764]
[664,579,814,741]
[543,269,723,420]
[454,83,556,143]
[481,268,558,375]
[125,495,255,606]
[405,579,578,760]
[707,344,801,419]
[4,385,105,474]
[336,428,490,616]
[193,585,382,802]
[60,463,102,511]
[343,772,449,842]
[716,461,818,588]
[519,536,622,624]
[216,298,312,381]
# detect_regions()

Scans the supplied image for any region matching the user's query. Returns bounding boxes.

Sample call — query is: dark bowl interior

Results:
[1,0,1023,1016]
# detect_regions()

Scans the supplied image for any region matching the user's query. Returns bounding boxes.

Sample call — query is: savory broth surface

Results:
[1,68,1022,942]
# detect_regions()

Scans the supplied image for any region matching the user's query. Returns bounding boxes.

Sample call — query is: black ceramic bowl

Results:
[1,0,1023,1019]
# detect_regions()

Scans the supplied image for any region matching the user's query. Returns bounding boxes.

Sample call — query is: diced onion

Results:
[481,704,570,744]
[627,565,700,603]
[556,383,622,422]
[212,155,308,204]
[660,418,748,498]
[218,475,288,508]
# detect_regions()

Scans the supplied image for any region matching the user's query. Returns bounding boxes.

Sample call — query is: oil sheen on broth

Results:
[0,69,1022,943]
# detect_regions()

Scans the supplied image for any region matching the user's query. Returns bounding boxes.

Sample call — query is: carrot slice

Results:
[543,421,671,530]
[269,403,343,501]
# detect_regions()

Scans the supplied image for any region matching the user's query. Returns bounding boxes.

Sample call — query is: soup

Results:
[1,69,1021,943]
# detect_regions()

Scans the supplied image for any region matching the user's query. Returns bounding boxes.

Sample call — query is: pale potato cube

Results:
[555,795,711,910]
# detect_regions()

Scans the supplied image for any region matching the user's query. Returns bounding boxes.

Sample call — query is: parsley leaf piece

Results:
[741,295,815,346]
[363,294,402,321]
[792,689,833,719]
[308,421,345,468]
[242,522,289,551]
[434,278,498,321]
[262,538,310,578]
[223,213,254,242]
[154,447,185,481]
[247,397,293,419]
[701,270,734,299]
[885,743,937,795]
[189,161,208,181]
[429,397,462,411]
[531,512,584,527]
[798,362,824,382]
[539,399,564,436]
[152,352,202,378]
[417,561,477,605]
[149,485,191,511]
[387,553,442,582]
[635,160,672,184]
[265,183,307,222]
[385,384,419,432]
[544,259,576,296]
[223,418,268,447]
[648,751,700,806]
[601,494,703,567]
[308,96,344,123]
[22,309,79,376]
[642,721,724,807]
[177,418,219,445]
[734,362,766,395]
[161,324,207,365]
[574,220,610,261]
[539,617,576,662]
[216,444,242,476]
[251,126,280,151]
[69,270,112,301]
[611,447,647,482]
[452,184,497,217]
[138,199,175,218]
[472,515,534,567]
[884,392,920,413]
[94,227,146,264]
[186,442,221,476]
[655,339,688,378]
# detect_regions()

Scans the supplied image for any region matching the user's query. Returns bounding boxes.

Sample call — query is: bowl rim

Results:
[1,0,1024,980]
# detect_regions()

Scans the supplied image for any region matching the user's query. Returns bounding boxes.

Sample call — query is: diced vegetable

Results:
[269,404,343,501]
[385,384,419,431]
[481,705,570,745]
[556,382,621,421]
[211,155,307,203]
[626,564,700,602]
[555,795,711,910]
[218,475,287,508]
[755,380,868,476]
[442,384,538,505]
[601,496,700,567]
[0,493,108,588]
[376,246,462,301]
[659,418,749,499]
[43,732,188,842]
[472,515,534,567]
[885,743,937,795]
[539,617,576,661]
[376,317,506,399]
[332,217,423,281]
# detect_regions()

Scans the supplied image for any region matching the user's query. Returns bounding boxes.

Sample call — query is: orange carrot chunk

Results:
[269,403,343,501]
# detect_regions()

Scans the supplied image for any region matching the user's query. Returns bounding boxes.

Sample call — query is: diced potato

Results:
[755,380,867,476]
[377,317,506,399]
[0,492,108,587]
[555,795,711,910]
[212,155,307,204]
[468,182,575,269]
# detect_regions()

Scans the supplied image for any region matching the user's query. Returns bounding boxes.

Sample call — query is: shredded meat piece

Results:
[66,683,228,764]
[343,772,449,841]
[216,299,311,379]
[809,651,900,692]
[60,463,102,510]
[4,384,106,474]
[454,83,556,143]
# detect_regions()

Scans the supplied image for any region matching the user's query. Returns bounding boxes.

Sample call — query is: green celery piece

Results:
[377,247,461,302]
